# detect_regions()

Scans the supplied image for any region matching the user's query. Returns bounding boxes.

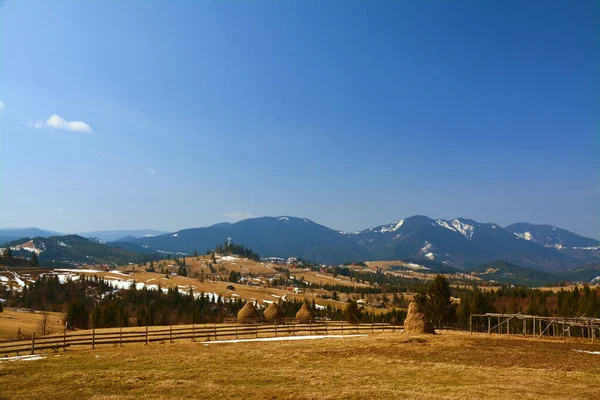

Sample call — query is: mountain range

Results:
[120,216,599,271]
[0,228,166,245]
[2,216,599,271]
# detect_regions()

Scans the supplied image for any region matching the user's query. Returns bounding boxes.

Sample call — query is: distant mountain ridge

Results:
[117,216,600,271]
[0,228,167,244]
[3,217,599,271]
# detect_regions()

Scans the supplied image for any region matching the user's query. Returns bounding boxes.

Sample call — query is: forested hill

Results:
[4,235,159,267]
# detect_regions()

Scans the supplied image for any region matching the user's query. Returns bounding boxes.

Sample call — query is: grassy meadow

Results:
[0,331,598,399]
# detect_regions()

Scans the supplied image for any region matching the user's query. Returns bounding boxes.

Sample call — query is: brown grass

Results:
[0,309,65,339]
[0,331,598,399]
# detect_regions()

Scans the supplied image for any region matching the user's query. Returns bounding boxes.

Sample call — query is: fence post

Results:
[275,320,278,337]
[255,323,258,339]
[488,316,491,335]
[170,325,173,343]
[92,329,95,350]
[309,319,312,335]
[341,319,344,335]
[372,315,374,333]
[325,319,328,335]
[63,328,67,352]
[120,326,123,347]
[192,323,195,341]
[145,325,148,345]
[392,317,395,333]
[235,322,238,339]
[214,322,217,341]
[31,332,35,355]
[469,315,472,334]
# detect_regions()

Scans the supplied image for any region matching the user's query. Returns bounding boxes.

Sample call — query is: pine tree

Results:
[344,299,361,323]
[427,274,456,325]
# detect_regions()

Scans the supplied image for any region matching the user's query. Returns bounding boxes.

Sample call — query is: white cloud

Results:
[0,101,5,110]
[56,208,64,212]
[145,167,156,175]
[222,212,254,221]
[34,114,93,133]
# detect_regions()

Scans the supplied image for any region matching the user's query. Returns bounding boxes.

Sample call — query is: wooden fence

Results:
[0,319,399,356]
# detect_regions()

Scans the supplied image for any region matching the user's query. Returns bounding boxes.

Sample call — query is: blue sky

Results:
[0,1,598,238]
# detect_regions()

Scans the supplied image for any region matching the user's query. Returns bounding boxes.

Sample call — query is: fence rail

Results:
[0,320,399,356]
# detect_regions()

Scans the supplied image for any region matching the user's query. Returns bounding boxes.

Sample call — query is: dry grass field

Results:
[0,309,65,339]
[1,331,598,399]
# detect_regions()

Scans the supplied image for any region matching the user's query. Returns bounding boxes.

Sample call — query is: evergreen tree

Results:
[344,299,361,323]
[228,271,238,283]
[427,275,456,325]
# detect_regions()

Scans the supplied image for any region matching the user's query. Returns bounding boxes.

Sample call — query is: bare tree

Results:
[38,311,49,336]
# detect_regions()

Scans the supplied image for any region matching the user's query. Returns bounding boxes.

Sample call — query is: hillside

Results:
[5,235,159,267]
[129,216,369,264]
[469,260,560,286]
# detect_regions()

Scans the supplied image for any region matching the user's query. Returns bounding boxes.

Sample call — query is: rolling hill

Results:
[5,235,159,267]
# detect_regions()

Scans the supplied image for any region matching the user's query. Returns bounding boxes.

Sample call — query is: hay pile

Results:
[295,304,315,323]
[237,302,258,323]
[263,302,284,322]
[403,302,435,334]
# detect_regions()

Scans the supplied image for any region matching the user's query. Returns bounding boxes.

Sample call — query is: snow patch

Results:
[424,252,435,260]
[436,220,457,232]
[376,219,404,233]
[278,216,289,221]
[11,272,25,287]
[172,233,178,237]
[451,219,475,240]
[203,334,367,345]
[572,349,600,355]
[0,354,47,363]
[514,231,533,241]
[421,241,433,253]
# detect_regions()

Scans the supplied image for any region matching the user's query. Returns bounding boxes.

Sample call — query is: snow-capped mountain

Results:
[505,222,600,249]
[505,222,600,264]
[338,216,589,270]
[6,217,599,271]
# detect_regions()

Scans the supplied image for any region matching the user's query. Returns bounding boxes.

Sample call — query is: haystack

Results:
[263,302,284,322]
[403,302,435,334]
[237,302,258,323]
[295,304,315,323]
